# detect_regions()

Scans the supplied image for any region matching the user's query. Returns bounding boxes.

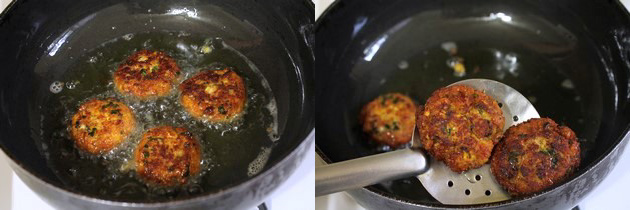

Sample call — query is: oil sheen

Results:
[40,31,278,201]
[344,12,603,204]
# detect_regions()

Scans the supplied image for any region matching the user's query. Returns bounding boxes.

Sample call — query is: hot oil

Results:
[352,42,596,154]
[346,14,604,203]
[41,31,278,201]
[381,42,592,129]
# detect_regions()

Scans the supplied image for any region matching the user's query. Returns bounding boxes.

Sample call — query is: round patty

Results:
[134,126,202,186]
[418,85,504,173]
[179,68,247,123]
[490,118,580,196]
[70,98,135,154]
[359,93,416,147]
[114,50,181,99]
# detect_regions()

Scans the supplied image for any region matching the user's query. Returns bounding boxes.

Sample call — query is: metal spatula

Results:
[315,79,540,205]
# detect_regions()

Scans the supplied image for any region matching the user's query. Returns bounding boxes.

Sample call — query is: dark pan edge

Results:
[1,129,315,209]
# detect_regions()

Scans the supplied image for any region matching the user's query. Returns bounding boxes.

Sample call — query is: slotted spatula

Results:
[315,79,540,205]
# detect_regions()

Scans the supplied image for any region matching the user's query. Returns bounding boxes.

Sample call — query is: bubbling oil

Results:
[41,31,279,201]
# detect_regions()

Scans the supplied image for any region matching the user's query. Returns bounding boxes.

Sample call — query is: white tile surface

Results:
[579,143,630,210]
[0,0,9,11]
[315,0,334,20]
[316,192,364,210]
[268,141,315,210]
[0,152,13,210]
[11,172,53,210]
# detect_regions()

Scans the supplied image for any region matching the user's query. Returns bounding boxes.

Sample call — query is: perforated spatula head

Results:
[414,79,540,205]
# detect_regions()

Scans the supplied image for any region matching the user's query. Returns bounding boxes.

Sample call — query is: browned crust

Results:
[114,50,181,99]
[359,93,417,147]
[69,98,135,154]
[490,118,580,196]
[179,68,247,123]
[134,126,202,186]
[418,85,504,173]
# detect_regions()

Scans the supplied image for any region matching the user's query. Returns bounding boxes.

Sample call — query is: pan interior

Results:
[40,31,279,201]
[316,0,628,206]
[0,0,310,203]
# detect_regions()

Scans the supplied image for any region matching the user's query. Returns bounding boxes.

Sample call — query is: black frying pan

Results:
[316,0,630,209]
[0,0,314,209]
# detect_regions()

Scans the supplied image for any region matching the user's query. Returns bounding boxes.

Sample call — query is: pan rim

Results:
[314,0,630,207]
[0,129,315,207]
[0,0,315,207]
[315,126,630,208]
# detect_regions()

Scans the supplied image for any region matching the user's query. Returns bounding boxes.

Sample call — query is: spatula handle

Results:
[315,148,429,196]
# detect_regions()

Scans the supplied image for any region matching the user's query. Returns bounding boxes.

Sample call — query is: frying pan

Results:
[315,0,630,209]
[0,0,314,209]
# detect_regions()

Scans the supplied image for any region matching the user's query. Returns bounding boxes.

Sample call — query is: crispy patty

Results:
[490,118,580,196]
[418,85,504,173]
[359,93,416,147]
[134,126,202,186]
[70,98,135,154]
[114,50,181,99]
[179,68,247,123]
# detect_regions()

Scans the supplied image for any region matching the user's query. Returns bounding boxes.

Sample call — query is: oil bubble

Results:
[247,147,271,177]
[87,56,98,63]
[65,80,80,89]
[398,60,409,69]
[43,32,279,201]
[122,33,134,41]
[49,81,64,93]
